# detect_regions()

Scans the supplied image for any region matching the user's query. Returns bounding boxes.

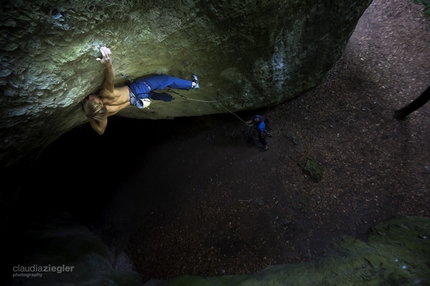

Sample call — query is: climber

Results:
[245,114,270,151]
[81,46,199,135]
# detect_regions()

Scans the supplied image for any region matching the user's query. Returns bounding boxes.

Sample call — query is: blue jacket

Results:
[253,115,266,134]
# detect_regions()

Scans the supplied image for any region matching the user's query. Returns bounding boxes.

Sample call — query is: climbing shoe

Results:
[192,74,199,89]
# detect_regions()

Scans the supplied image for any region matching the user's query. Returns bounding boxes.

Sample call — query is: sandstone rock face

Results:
[0,0,371,168]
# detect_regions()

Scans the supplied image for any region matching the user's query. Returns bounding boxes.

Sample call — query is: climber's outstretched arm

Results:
[97,47,115,95]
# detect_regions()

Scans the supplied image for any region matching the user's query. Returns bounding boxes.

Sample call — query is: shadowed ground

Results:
[7,0,430,283]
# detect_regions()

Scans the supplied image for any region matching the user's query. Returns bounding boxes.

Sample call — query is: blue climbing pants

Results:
[128,74,193,101]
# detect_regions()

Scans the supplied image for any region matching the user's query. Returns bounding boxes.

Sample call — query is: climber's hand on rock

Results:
[97,47,112,65]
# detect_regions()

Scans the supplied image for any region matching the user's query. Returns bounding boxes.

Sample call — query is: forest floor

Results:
[20,0,430,283]
[91,0,429,281]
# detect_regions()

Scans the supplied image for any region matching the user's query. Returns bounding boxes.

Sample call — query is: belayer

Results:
[246,114,271,151]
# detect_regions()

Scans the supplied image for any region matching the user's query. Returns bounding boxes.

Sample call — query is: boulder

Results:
[0,0,371,168]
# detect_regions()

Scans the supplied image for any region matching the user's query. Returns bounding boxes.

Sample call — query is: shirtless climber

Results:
[82,47,199,134]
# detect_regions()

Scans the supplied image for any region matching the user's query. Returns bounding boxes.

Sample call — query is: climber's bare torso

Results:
[89,85,130,117]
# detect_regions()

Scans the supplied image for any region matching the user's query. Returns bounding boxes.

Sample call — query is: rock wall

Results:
[0,0,371,168]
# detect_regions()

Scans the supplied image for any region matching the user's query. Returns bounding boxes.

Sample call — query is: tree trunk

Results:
[394,85,430,120]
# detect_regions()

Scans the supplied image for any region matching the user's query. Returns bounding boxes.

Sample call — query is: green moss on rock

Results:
[303,158,324,182]
[157,216,430,286]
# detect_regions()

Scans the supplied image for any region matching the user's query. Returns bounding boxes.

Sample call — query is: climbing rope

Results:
[168,89,248,124]
[168,88,218,103]
[171,88,281,136]
[217,102,247,124]
[118,75,249,125]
